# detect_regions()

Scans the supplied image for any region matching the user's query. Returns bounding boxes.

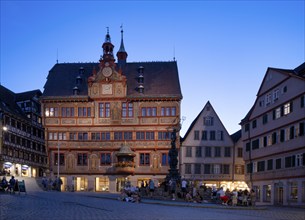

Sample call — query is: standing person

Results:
[148,179,155,198]
[242,189,249,206]
[8,176,16,193]
[169,179,177,200]
[181,179,187,198]
[42,177,47,191]
[57,177,63,192]
[48,178,53,191]
[218,187,229,205]
[250,189,256,206]
[232,188,238,206]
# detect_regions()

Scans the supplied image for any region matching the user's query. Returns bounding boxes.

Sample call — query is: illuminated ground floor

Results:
[251,178,305,206]
[1,160,44,178]
[54,174,166,193]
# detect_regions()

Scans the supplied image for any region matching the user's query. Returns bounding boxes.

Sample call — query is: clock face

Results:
[102,84,112,94]
[102,67,112,77]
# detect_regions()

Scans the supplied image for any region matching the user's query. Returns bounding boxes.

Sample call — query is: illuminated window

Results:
[45,107,58,117]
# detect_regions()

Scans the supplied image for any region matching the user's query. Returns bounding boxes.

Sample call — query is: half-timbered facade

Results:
[0,86,47,178]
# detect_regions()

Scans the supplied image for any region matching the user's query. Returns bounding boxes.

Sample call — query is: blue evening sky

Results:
[1,1,304,137]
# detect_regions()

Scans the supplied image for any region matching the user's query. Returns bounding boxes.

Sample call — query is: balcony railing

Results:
[114,161,135,174]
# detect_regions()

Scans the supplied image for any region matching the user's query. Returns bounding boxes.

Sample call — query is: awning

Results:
[22,165,29,170]
[4,162,12,168]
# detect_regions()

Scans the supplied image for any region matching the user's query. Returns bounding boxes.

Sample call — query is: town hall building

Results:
[41,29,182,192]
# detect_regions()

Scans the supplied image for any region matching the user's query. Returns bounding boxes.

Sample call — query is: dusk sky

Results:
[1,1,304,137]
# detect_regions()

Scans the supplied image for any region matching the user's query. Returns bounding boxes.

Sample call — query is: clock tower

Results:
[87,28,127,98]
[99,27,115,79]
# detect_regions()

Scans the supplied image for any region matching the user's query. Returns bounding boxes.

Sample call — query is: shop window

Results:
[97,177,109,192]
[288,182,298,201]
[263,185,271,202]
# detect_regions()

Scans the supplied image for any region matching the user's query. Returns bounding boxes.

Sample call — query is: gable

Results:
[258,68,289,96]
[182,101,233,146]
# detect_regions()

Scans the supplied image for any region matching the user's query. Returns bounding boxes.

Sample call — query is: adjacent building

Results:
[180,101,246,190]
[240,62,305,206]
[40,29,182,192]
[0,85,47,178]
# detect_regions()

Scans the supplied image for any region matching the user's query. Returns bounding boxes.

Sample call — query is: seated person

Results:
[185,191,193,202]
[194,191,203,203]
[131,191,141,203]
[0,176,8,191]
[118,189,128,201]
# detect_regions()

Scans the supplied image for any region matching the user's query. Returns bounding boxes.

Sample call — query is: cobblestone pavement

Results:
[1,191,304,220]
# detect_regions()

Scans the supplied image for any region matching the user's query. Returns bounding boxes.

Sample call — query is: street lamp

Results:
[1,124,8,174]
[57,141,60,177]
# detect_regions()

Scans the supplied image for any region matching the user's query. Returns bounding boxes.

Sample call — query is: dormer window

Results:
[138,75,144,84]
[138,85,144,93]
[76,75,82,85]
[138,66,144,74]
[79,67,84,75]
[73,86,79,95]
[137,66,144,92]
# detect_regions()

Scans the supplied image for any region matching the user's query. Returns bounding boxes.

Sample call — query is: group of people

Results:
[0,169,11,176]
[212,187,256,206]
[118,181,141,203]
[120,179,256,207]
[41,176,63,191]
[0,176,16,193]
